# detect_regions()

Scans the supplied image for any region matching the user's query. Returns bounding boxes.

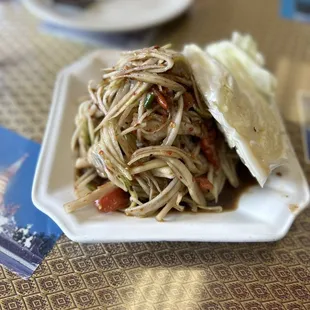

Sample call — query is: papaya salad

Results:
[64,44,240,221]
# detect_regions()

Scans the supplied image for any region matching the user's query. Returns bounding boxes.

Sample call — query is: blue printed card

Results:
[0,127,62,279]
[281,0,310,22]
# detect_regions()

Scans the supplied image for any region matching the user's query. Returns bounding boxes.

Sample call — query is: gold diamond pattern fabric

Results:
[0,1,310,309]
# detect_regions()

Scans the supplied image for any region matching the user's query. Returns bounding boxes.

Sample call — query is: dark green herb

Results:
[144,92,155,109]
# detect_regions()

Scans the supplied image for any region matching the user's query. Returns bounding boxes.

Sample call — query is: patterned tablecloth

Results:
[1,1,310,309]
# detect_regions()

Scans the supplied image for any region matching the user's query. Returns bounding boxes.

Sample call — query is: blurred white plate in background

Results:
[23,0,193,32]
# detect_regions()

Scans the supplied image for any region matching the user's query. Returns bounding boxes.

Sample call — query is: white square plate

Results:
[32,49,310,243]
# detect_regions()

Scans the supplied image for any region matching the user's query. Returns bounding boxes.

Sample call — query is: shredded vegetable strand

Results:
[163,95,184,146]
[164,157,206,205]
[156,193,178,222]
[126,178,182,216]
[66,45,241,220]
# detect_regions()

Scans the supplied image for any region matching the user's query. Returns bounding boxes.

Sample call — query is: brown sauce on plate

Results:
[218,163,258,212]
[170,163,258,214]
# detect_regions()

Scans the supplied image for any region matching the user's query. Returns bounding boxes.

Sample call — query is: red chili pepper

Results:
[200,122,220,170]
[204,120,217,142]
[195,176,214,191]
[153,88,168,110]
[182,92,195,110]
[200,138,219,169]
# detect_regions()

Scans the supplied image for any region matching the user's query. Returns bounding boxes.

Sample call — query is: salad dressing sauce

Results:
[218,163,258,212]
[172,163,257,214]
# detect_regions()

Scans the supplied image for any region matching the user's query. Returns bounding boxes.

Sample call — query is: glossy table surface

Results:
[0,1,310,309]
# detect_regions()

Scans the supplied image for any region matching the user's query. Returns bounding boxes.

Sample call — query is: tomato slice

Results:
[95,188,129,213]
[195,176,214,191]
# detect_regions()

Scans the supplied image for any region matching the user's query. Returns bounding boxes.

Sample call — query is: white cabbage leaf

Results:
[183,39,288,187]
